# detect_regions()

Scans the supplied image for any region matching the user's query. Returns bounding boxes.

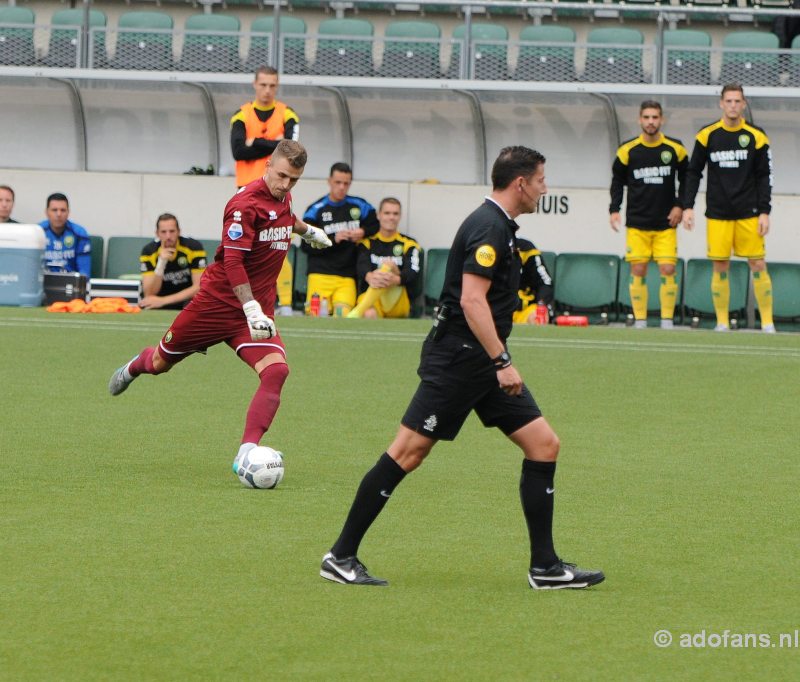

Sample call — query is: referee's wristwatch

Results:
[492,350,512,370]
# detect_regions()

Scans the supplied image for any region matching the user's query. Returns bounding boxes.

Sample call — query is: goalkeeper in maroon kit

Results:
[108,141,331,470]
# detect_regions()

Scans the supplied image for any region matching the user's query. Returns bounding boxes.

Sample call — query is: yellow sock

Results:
[753,269,774,327]
[378,285,403,313]
[277,259,293,307]
[629,275,648,321]
[659,274,678,320]
[347,287,382,318]
[711,270,730,327]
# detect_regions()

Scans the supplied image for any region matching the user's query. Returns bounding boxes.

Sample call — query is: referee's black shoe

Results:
[528,560,605,590]
[320,552,388,586]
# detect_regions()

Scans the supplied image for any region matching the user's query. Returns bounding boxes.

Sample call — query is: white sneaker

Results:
[714,324,730,332]
[633,320,647,329]
[108,357,137,396]
[233,442,257,474]
[660,319,674,330]
[762,324,776,334]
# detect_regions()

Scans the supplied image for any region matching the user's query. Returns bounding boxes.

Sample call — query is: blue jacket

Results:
[40,220,92,278]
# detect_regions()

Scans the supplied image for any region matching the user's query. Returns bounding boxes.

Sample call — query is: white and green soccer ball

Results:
[236,446,284,489]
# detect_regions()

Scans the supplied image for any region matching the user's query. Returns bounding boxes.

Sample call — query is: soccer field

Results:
[1,308,799,680]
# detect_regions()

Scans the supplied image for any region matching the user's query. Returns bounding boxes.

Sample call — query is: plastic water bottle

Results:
[309,292,320,317]
[319,297,329,317]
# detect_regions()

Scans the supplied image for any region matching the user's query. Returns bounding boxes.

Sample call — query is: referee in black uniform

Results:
[320,146,604,590]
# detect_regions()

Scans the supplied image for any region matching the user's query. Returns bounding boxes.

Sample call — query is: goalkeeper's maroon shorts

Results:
[158,291,285,369]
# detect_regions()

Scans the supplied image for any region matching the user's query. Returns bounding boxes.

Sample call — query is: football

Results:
[237,446,284,489]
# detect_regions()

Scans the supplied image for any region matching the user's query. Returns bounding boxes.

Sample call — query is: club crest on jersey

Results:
[64,235,75,248]
[178,256,188,266]
[228,223,243,240]
[739,134,750,148]
[393,244,403,257]
[475,244,496,267]
[165,330,173,343]
[269,210,278,220]
[661,150,672,164]
[349,207,361,220]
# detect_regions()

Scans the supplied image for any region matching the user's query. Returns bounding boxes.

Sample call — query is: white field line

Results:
[1,317,798,359]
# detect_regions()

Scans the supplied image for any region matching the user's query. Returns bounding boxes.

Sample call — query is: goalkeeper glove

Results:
[242,300,276,341]
[300,225,332,249]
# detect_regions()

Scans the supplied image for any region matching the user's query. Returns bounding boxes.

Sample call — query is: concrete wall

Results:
[4,168,799,263]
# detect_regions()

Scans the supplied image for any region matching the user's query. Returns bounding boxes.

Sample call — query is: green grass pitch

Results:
[1,308,799,680]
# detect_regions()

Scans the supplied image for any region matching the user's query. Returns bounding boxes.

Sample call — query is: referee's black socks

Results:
[331,452,407,559]
[520,459,559,570]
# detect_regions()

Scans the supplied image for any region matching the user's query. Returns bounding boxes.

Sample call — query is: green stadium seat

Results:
[106,237,153,279]
[448,23,509,80]
[380,20,442,79]
[553,253,620,323]
[683,258,749,329]
[113,11,173,70]
[663,29,711,85]
[584,27,644,83]
[617,259,685,325]
[89,235,105,279]
[514,25,576,82]
[247,15,307,74]
[720,31,780,87]
[180,14,243,73]
[44,8,107,68]
[765,262,800,330]
[311,18,374,77]
[790,34,800,86]
[0,6,35,66]
[203,239,221,260]
[423,248,449,314]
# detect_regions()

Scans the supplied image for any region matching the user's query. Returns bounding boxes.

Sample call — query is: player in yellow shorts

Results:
[512,238,554,324]
[347,197,421,319]
[684,84,775,333]
[610,100,688,329]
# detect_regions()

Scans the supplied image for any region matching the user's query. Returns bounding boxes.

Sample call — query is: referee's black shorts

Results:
[401,331,542,441]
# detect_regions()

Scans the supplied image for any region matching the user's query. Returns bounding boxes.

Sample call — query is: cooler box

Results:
[44,272,88,304]
[0,224,46,306]
[89,278,141,305]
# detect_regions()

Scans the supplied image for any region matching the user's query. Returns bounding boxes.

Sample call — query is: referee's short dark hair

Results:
[330,162,352,177]
[491,147,546,191]
[640,100,662,114]
[46,192,69,207]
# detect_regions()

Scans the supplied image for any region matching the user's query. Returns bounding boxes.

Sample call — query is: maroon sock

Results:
[241,363,289,444]
[128,347,156,377]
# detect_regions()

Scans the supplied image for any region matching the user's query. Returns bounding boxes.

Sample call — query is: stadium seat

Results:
[683,259,749,329]
[514,25,576,82]
[180,14,243,73]
[583,27,645,83]
[311,18,374,77]
[408,247,425,318]
[203,239,221,260]
[553,253,620,322]
[790,34,800,87]
[89,235,105,278]
[617,259,685,325]
[246,15,307,74]
[448,23,509,80]
[43,8,107,69]
[720,31,780,87]
[380,20,442,79]
[663,29,711,85]
[113,11,174,71]
[106,237,153,279]
[424,248,449,314]
[0,6,35,66]
[765,262,800,330]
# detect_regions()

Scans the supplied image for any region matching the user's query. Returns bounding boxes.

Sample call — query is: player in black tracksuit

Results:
[682,84,774,332]
[321,146,603,590]
[514,238,554,324]
[609,100,688,329]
